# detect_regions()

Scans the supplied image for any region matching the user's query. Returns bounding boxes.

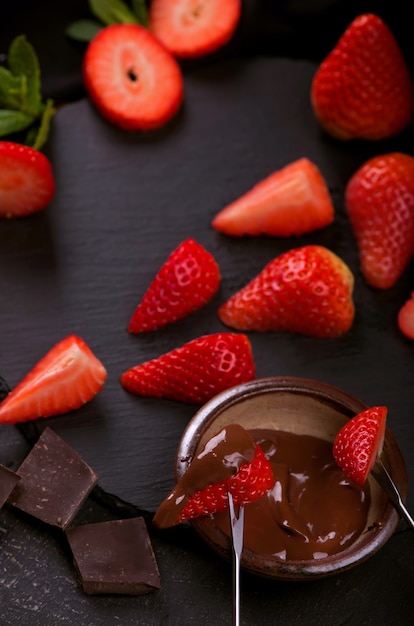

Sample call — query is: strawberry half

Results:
[345,152,414,289]
[311,14,414,140]
[0,335,107,424]
[211,157,334,237]
[149,0,241,59]
[333,406,387,485]
[128,238,221,333]
[398,292,414,339]
[83,23,184,131]
[120,332,255,404]
[0,141,55,218]
[218,245,355,338]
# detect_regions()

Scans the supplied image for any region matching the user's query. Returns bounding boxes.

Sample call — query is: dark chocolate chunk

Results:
[0,464,20,509]
[66,517,161,595]
[0,375,10,402]
[8,427,98,529]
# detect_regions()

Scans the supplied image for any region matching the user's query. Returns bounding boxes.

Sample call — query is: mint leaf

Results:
[89,0,138,25]
[31,98,56,150]
[131,0,149,27]
[8,35,43,117]
[0,109,34,137]
[0,66,23,110]
[65,19,103,42]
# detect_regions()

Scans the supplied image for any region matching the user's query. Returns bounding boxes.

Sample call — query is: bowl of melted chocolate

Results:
[174,376,407,580]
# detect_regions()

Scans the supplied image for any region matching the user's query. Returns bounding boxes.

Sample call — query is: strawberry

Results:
[83,23,184,131]
[0,142,55,218]
[398,291,414,339]
[128,238,221,333]
[345,152,414,289]
[218,245,355,338]
[149,0,241,59]
[311,14,414,140]
[0,335,107,424]
[333,406,387,485]
[120,332,255,404]
[211,157,334,237]
[153,423,274,528]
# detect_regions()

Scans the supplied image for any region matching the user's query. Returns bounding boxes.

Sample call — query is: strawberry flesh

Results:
[333,406,387,485]
[128,238,221,333]
[0,335,107,424]
[212,157,334,237]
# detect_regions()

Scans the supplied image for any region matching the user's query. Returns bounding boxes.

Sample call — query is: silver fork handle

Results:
[372,459,414,532]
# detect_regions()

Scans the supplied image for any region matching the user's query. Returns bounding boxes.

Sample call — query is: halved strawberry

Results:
[0,335,107,424]
[153,423,275,528]
[218,245,355,337]
[120,332,255,404]
[212,158,335,237]
[398,292,414,339]
[0,141,55,218]
[83,23,184,131]
[128,238,221,333]
[333,406,387,485]
[311,14,414,140]
[149,0,241,59]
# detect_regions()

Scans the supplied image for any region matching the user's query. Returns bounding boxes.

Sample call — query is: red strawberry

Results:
[120,332,255,404]
[149,0,241,59]
[83,23,184,131]
[0,335,107,424]
[311,14,414,140]
[398,291,414,339]
[345,152,414,289]
[0,141,55,218]
[128,238,221,333]
[218,245,355,338]
[333,406,387,485]
[153,423,274,528]
[211,158,334,237]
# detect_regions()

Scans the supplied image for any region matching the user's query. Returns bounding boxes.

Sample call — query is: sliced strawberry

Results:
[333,406,387,485]
[0,335,107,424]
[311,14,414,140]
[212,158,334,237]
[83,23,184,131]
[218,245,355,338]
[149,0,241,59]
[345,152,414,289]
[398,292,414,339]
[0,141,55,218]
[120,332,255,404]
[153,423,275,528]
[128,238,221,333]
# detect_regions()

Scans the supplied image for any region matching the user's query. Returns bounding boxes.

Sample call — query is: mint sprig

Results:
[66,0,148,43]
[0,35,55,149]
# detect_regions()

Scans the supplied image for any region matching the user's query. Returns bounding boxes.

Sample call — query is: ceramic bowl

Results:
[175,376,407,580]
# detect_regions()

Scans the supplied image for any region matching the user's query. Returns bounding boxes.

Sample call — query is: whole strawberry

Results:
[311,14,414,140]
[218,245,355,338]
[128,238,221,333]
[345,152,414,289]
[397,291,414,339]
[333,406,387,485]
[120,333,255,404]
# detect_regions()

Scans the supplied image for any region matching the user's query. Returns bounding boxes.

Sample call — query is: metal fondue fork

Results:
[371,458,414,532]
[228,492,244,626]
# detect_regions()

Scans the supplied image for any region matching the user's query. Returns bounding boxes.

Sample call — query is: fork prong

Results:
[228,492,244,626]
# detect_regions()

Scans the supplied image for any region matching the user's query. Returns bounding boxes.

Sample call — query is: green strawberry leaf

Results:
[131,0,149,27]
[7,35,43,117]
[0,109,35,137]
[65,19,103,42]
[31,99,56,150]
[0,66,23,110]
[89,0,138,25]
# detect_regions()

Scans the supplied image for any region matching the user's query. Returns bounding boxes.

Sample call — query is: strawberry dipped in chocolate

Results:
[153,423,274,528]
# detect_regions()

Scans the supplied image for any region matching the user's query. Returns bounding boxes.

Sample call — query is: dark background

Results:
[1,2,414,625]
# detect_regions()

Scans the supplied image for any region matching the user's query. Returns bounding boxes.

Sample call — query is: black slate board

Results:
[1,29,414,626]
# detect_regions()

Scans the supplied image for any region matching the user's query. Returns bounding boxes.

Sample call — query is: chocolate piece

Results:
[66,517,161,595]
[0,464,20,509]
[8,427,98,529]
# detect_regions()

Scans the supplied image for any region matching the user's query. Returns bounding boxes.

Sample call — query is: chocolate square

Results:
[66,517,161,595]
[0,464,20,509]
[8,427,98,529]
